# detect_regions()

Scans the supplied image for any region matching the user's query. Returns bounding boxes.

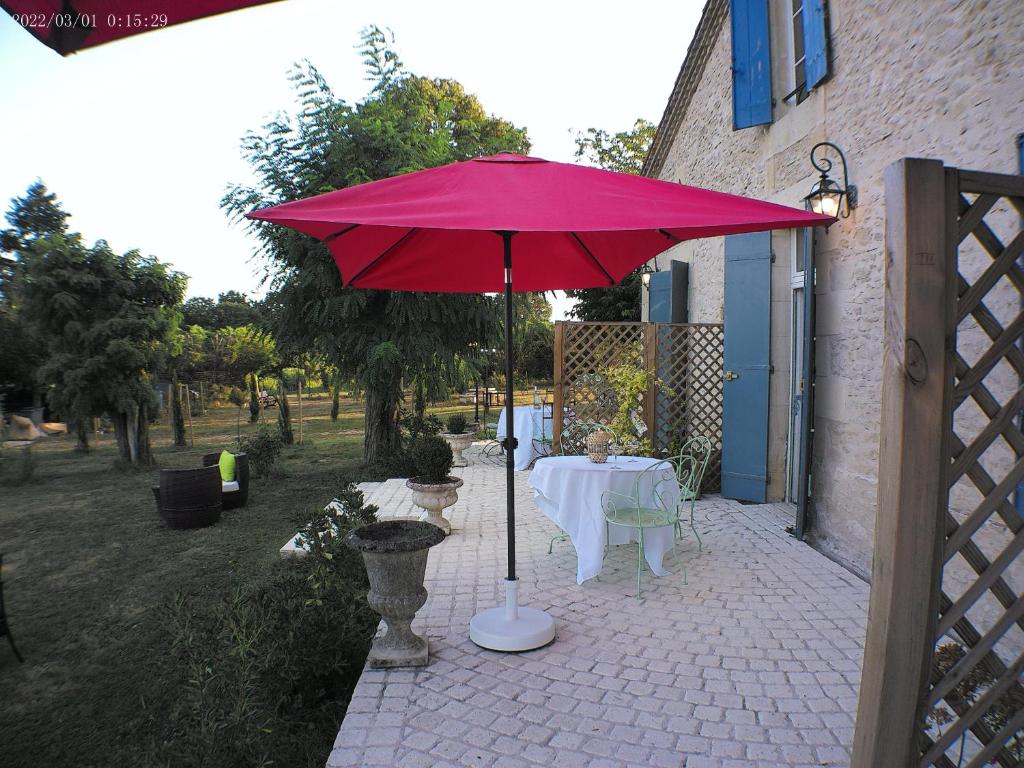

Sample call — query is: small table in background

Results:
[496,404,552,471]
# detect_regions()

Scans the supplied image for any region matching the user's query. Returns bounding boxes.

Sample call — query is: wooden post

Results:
[297,377,303,445]
[198,381,206,416]
[851,159,950,767]
[643,322,658,445]
[552,321,564,452]
[183,383,194,448]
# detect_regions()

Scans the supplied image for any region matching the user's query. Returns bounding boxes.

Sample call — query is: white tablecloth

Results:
[496,405,552,471]
[528,455,679,584]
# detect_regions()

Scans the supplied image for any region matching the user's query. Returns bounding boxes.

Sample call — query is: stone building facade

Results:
[644,0,1024,576]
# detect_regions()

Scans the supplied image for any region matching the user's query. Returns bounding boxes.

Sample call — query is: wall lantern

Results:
[639,263,657,287]
[804,141,857,219]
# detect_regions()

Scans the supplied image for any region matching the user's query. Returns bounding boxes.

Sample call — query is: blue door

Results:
[722,232,772,502]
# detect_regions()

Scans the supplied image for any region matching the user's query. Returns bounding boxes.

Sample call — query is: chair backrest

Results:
[676,435,713,490]
[672,453,701,493]
[600,459,677,524]
[559,421,617,456]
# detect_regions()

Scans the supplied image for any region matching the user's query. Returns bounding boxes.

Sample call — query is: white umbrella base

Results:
[469,579,556,652]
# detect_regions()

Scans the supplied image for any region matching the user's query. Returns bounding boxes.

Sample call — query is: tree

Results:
[573,118,657,175]
[0,182,69,406]
[223,28,527,464]
[181,291,263,330]
[20,235,186,467]
[565,119,657,322]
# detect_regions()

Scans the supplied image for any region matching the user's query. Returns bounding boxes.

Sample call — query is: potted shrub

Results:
[345,519,445,667]
[441,412,474,467]
[405,435,463,534]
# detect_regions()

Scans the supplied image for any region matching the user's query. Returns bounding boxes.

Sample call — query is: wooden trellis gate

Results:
[853,159,1024,767]
[551,320,724,491]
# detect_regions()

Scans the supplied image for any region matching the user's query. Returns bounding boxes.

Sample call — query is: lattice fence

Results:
[852,160,1024,768]
[553,321,724,491]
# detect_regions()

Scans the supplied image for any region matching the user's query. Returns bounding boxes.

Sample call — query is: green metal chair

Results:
[547,421,618,554]
[600,460,679,599]
[670,436,713,550]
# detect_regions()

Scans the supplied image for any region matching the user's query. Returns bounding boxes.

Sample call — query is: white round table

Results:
[528,455,679,584]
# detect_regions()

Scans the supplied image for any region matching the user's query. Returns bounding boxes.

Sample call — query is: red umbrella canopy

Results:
[248,153,833,293]
[2,0,279,55]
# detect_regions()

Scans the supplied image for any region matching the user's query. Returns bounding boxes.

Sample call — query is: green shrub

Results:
[276,379,293,445]
[399,408,442,442]
[239,428,283,478]
[411,434,454,482]
[144,483,379,768]
[445,413,468,435]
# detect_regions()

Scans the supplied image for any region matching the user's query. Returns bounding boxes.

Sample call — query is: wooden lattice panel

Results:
[553,321,724,491]
[654,324,724,491]
[918,170,1024,768]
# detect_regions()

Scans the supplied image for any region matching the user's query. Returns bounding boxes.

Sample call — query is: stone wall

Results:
[652,0,1024,576]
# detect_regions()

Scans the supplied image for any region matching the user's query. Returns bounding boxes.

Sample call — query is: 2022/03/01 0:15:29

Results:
[10,12,169,29]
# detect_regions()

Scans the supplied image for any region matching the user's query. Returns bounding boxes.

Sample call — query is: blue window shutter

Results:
[802,0,830,90]
[648,271,672,323]
[730,0,773,129]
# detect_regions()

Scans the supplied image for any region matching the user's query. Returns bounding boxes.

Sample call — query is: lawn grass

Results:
[0,391,367,767]
[0,386,546,767]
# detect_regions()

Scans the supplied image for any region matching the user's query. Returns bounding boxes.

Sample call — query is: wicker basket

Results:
[586,430,612,464]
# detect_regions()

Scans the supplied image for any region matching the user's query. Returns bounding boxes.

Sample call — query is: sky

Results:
[0,0,702,319]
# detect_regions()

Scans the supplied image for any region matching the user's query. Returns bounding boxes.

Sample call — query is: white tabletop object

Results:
[528,455,680,584]
[496,405,552,471]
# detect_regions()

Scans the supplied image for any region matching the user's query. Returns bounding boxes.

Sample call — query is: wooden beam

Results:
[552,321,564,453]
[643,322,658,442]
[957,168,1024,198]
[851,159,950,768]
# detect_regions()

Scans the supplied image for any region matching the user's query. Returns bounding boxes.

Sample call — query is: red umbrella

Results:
[2,0,279,55]
[249,152,832,651]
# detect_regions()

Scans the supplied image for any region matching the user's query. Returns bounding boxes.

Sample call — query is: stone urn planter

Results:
[346,520,445,668]
[406,476,463,535]
[441,432,474,467]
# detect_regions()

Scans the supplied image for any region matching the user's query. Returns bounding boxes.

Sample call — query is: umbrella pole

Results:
[469,231,556,652]
[503,236,517,584]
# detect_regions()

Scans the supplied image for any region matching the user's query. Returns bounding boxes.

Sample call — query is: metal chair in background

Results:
[670,436,713,550]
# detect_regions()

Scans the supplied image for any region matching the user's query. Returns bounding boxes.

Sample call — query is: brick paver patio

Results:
[329,446,869,767]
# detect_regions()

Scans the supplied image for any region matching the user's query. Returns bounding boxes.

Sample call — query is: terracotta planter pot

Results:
[345,520,445,668]
[441,432,474,467]
[405,476,463,535]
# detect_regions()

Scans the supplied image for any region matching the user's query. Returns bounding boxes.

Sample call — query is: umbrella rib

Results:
[324,223,361,243]
[570,233,615,286]
[659,229,682,242]
[345,228,418,286]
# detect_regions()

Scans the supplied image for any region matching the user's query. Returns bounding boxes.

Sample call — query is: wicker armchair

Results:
[201,452,250,510]
[151,465,222,529]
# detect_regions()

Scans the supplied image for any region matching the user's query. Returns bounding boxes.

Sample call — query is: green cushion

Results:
[218,450,236,482]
